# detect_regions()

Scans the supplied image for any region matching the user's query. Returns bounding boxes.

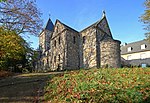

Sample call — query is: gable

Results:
[51,20,66,39]
[97,17,112,37]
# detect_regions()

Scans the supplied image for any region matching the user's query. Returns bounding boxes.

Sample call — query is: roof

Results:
[121,40,150,55]
[80,11,106,32]
[56,19,79,33]
[44,18,54,31]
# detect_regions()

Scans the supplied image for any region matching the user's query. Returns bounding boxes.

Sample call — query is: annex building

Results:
[121,40,150,67]
[37,12,121,71]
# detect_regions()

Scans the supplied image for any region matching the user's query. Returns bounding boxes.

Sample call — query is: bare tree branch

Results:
[0,0,43,36]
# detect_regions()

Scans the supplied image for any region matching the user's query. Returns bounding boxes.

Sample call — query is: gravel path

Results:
[0,72,62,103]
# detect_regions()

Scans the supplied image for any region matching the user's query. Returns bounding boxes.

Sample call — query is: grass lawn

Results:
[44,68,150,103]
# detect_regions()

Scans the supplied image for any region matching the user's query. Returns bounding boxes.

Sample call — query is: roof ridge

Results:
[56,19,79,33]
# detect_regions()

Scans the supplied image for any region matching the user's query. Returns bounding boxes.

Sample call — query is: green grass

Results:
[44,68,150,103]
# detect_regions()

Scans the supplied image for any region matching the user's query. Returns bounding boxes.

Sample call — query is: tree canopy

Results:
[0,27,28,71]
[0,0,43,36]
[141,0,150,40]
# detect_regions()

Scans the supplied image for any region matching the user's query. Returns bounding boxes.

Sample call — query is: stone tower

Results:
[39,18,54,70]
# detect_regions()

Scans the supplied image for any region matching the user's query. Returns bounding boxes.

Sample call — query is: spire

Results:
[45,18,54,31]
[102,10,106,18]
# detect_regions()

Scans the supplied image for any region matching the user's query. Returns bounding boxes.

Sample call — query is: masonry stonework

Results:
[38,12,121,71]
[100,39,121,68]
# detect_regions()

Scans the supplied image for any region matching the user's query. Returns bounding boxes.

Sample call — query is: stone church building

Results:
[37,12,121,71]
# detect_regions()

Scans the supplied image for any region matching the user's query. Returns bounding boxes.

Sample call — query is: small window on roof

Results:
[127,47,132,52]
[141,44,146,50]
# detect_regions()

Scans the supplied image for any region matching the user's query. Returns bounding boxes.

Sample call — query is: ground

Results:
[0,72,61,103]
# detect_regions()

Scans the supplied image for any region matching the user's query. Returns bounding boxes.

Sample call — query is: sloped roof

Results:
[121,40,150,55]
[56,19,78,33]
[80,12,106,32]
[45,18,54,31]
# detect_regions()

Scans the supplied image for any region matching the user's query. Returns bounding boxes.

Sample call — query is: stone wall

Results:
[66,30,80,70]
[100,39,121,68]
[80,27,97,68]
[50,21,67,71]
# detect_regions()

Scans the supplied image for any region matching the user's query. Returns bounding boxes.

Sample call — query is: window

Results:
[140,53,146,59]
[58,54,60,61]
[54,40,56,47]
[58,36,61,44]
[127,47,132,52]
[54,56,56,62]
[141,64,147,68]
[83,36,86,44]
[73,36,76,44]
[127,55,132,60]
[56,26,58,33]
[141,44,146,49]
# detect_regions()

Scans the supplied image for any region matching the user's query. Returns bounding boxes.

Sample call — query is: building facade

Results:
[37,12,121,71]
[121,40,150,67]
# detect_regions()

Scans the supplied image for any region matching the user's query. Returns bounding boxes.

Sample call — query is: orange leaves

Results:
[45,68,150,102]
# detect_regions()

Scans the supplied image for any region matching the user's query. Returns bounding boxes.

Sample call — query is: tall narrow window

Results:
[54,56,56,62]
[58,36,61,44]
[58,54,60,61]
[73,36,76,44]
[54,40,56,47]
[83,36,86,44]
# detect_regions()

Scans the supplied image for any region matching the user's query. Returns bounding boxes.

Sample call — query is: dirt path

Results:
[0,72,62,103]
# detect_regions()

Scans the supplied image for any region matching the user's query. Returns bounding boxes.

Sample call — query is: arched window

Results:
[54,56,56,62]
[73,36,76,44]
[54,40,56,47]
[58,54,60,61]
[58,36,61,44]
[83,36,86,44]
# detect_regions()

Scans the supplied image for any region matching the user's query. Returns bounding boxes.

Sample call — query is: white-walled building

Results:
[121,40,150,67]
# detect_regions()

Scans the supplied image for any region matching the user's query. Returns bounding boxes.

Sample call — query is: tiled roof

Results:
[121,40,150,55]
[45,18,54,31]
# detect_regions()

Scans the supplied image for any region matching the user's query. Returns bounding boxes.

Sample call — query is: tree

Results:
[141,0,150,40]
[0,0,43,36]
[0,27,28,71]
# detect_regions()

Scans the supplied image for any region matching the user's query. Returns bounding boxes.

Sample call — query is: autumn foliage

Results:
[0,27,27,71]
[45,68,150,102]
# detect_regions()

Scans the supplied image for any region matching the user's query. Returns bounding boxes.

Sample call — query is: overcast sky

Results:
[28,0,146,49]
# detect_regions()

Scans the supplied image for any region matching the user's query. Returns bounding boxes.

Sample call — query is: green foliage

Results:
[45,68,150,102]
[0,0,6,2]
[141,0,150,41]
[0,27,29,71]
